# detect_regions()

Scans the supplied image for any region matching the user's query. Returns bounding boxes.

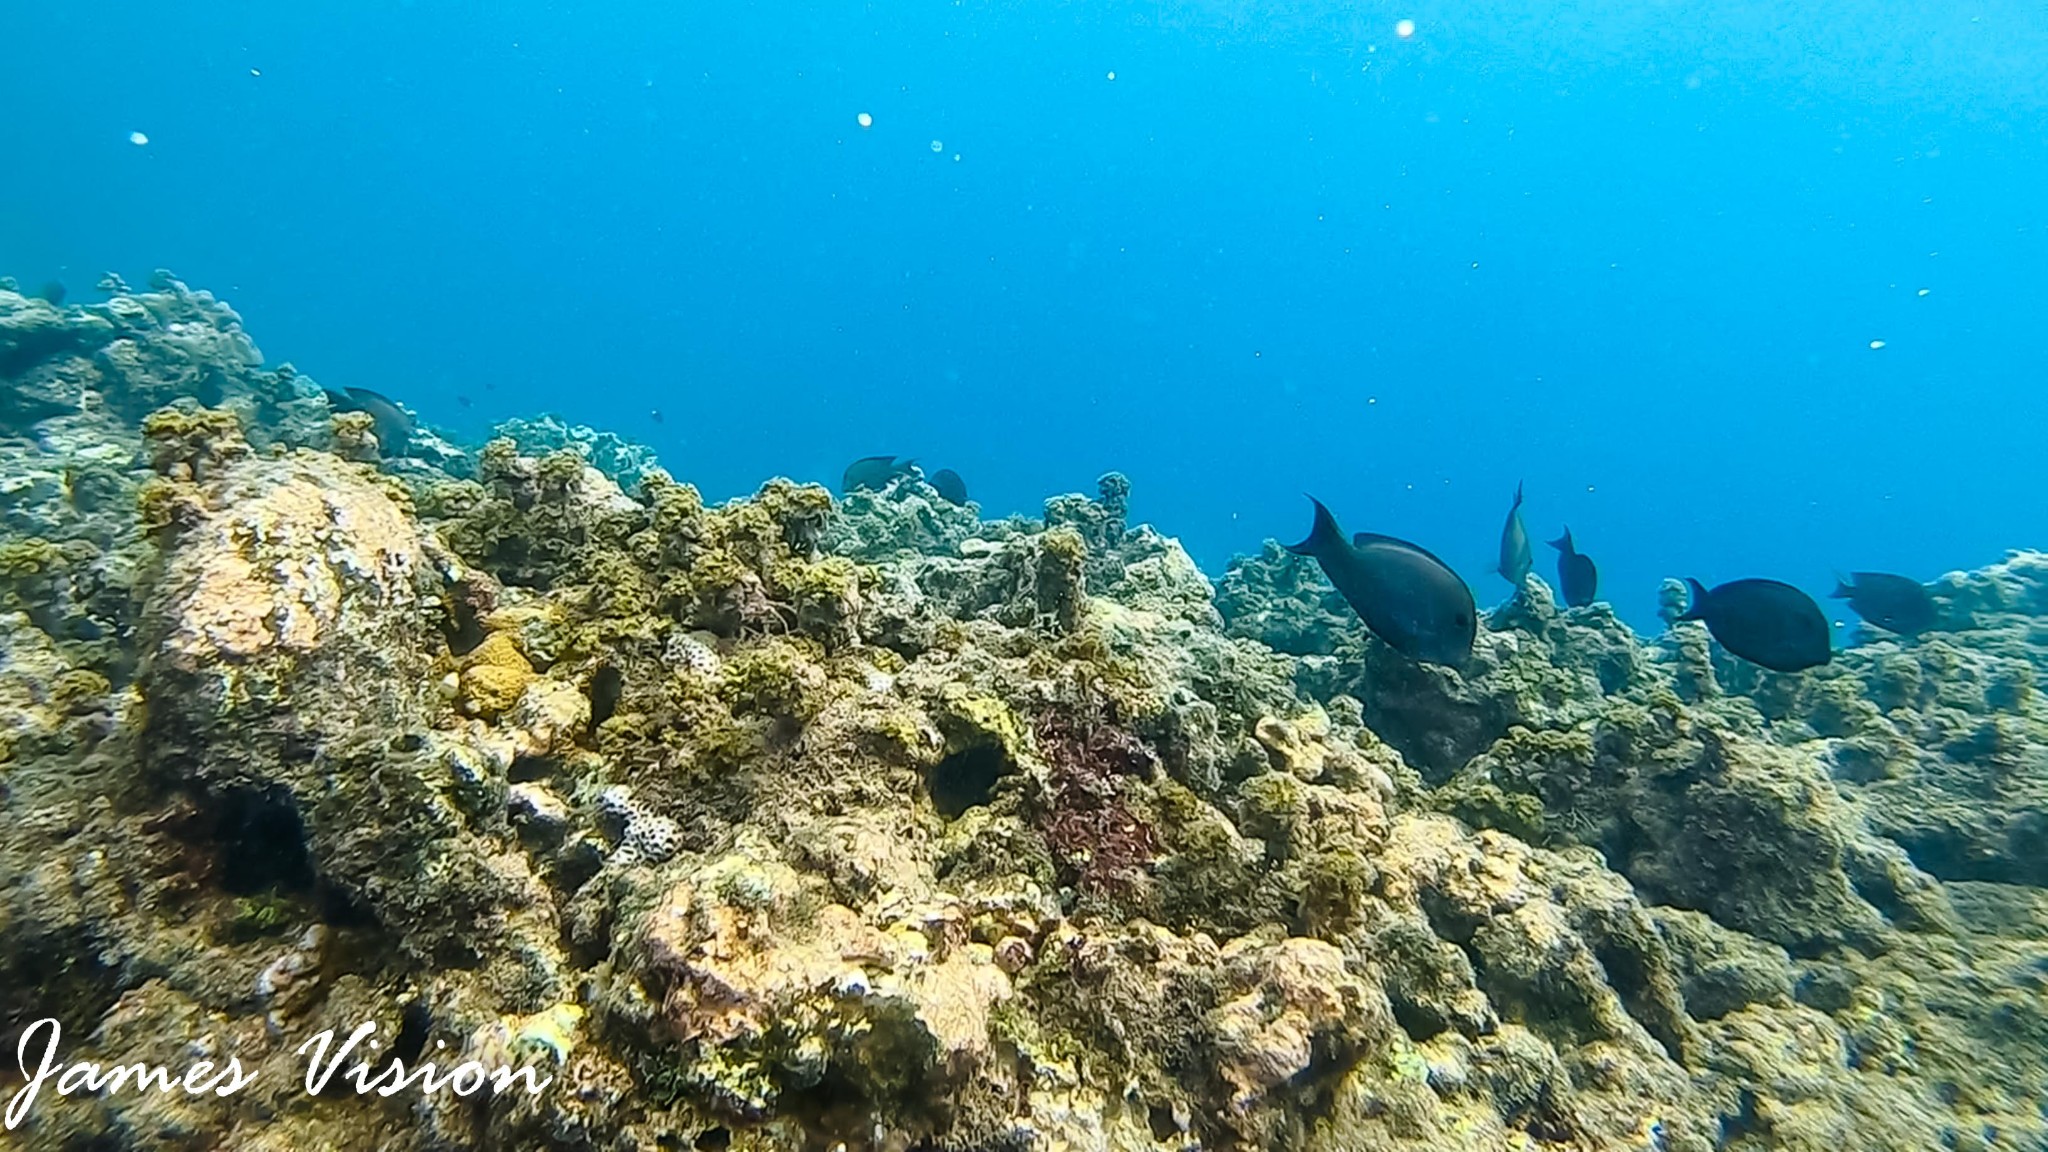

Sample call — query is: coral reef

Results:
[492,413,661,489]
[0,280,2044,1152]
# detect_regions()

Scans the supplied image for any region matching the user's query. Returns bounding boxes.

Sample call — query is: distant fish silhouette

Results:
[929,468,969,505]
[1496,482,1531,586]
[1287,497,1475,666]
[323,386,416,455]
[649,408,665,424]
[841,454,913,494]
[1680,578,1831,672]
[36,281,66,306]
[455,395,474,408]
[1831,572,1934,635]
[1548,527,1598,608]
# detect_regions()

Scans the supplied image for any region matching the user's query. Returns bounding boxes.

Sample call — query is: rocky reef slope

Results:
[1,277,2043,1151]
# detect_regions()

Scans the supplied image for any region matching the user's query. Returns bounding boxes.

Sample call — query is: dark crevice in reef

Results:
[588,663,623,732]
[1360,692,1511,785]
[0,939,120,1071]
[442,578,491,654]
[1888,821,2048,888]
[1591,937,1686,1063]
[215,785,316,896]
[1389,993,1449,1044]
[509,754,559,784]
[319,883,381,929]
[391,997,433,1064]
[1146,1104,1179,1142]
[0,321,110,381]
[929,742,1010,818]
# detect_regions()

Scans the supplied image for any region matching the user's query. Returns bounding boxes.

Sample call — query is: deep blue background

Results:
[5,1,2046,631]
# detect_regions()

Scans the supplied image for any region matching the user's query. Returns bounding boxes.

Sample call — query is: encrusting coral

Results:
[0,276,2043,1152]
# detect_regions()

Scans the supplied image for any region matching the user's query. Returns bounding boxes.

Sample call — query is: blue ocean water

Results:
[5,1,2045,632]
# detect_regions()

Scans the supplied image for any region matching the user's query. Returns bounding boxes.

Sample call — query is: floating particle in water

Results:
[1869,339,1887,349]
[1106,71,1117,80]
[1917,288,1931,296]
[128,131,149,146]
[250,68,262,77]
[856,111,873,128]
[953,153,961,162]
[930,139,943,153]
[1395,19,1416,38]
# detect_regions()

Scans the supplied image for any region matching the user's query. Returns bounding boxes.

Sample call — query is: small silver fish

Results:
[1496,481,1531,585]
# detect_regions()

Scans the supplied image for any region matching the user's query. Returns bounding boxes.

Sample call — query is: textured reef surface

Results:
[1,276,2044,1151]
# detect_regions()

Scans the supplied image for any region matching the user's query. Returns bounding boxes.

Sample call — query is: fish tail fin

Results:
[1678,578,1710,621]
[1286,496,1343,558]
[1548,526,1573,553]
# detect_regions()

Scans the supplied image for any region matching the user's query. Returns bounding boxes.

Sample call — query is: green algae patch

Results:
[224,894,299,942]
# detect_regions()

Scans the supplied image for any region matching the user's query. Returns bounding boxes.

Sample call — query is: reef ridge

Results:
[0,276,2044,1152]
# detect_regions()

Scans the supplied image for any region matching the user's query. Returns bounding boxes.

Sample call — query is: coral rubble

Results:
[0,278,2044,1152]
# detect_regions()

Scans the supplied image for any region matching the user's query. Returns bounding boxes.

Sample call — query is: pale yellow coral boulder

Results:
[459,630,537,718]
[146,451,433,696]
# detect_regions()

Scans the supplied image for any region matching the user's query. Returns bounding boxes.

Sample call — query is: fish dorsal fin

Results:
[1352,531,1459,573]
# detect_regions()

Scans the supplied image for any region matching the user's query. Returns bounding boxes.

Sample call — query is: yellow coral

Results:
[867,707,941,763]
[460,632,536,718]
[141,403,250,480]
[937,683,1025,758]
[1254,714,1328,780]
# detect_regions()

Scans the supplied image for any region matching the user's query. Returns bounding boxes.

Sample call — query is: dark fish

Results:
[455,395,474,408]
[930,468,969,505]
[323,386,416,454]
[1831,572,1934,635]
[1287,497,1475,666]
[1548,527,1598,608]
[1680,578,1831,672]
[1496,481,1531,585]
[841,454,911,494]
[649,408,664,424]
[36,281,66,306]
